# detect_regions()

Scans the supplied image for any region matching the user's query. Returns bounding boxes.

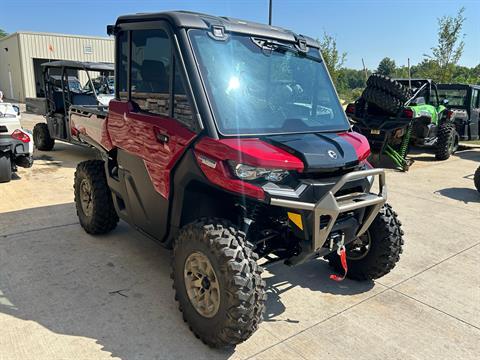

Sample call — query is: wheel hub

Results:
[346,232,371,260]
[79,179,93,217]
[184,251,220,318]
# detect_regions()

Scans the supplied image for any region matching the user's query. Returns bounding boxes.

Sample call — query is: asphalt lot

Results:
[0,112,479,360]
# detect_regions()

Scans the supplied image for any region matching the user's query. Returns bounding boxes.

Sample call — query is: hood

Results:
[263,132,367,172]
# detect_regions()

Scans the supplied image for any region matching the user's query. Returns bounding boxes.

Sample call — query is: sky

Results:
[0,0,479,70]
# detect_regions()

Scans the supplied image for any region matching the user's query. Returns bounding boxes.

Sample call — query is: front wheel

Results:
[172,218,266,348]
[0,154,12,183]
[326,203,404,280]
[435,123,459,160]
[74,160,119,234]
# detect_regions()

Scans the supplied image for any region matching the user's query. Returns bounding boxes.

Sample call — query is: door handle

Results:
[156,132,169,144]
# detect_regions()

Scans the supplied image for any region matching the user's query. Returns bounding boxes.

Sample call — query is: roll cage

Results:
[42,60,114,116]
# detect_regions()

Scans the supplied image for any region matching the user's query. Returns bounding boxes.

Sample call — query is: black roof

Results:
[114,10,319,48]
[394,78,433,83]
[41,60,114,71]
[438,83,480,90]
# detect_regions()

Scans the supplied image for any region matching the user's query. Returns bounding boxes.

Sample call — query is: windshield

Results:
[189,30,349,135]
[83,76,115,95]
[437,88,468,107]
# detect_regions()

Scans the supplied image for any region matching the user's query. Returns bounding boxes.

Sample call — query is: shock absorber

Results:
[399,121,413,159]
[238,202,264,235]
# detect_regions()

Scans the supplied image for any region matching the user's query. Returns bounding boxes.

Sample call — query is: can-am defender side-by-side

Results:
[0,103,33,183]
[32,60,114,151]
[347,76,459,170]
[71,11,404,347]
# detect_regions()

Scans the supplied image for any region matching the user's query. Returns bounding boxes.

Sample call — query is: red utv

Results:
[71,11,404,347]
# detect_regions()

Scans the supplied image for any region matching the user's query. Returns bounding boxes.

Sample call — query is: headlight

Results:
[231,162,289,182]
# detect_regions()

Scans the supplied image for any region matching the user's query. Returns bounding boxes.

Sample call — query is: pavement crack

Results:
[380,241,480,289]
[0,222,78,238]
[390,288,480,331]
[245,286,390,360]
[109,289,130,298]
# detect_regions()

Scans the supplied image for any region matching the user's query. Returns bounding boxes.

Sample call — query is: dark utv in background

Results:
[437,83,480,141]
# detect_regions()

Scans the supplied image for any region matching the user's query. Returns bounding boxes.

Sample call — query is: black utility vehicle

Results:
[71,11,404,347]
[32,60,114,151]
[437,83,480,141]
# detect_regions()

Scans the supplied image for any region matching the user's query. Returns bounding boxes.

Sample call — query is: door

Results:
[107,24,199,241]
[470,89,480,140]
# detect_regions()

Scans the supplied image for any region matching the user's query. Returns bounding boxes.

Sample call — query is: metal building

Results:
[0,31,114,102]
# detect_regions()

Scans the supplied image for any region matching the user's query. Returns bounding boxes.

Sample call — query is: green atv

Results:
[346,76,459,170]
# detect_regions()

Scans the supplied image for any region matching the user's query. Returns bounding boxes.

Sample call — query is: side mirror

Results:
[12,105,20,115]
[442,99,449,105]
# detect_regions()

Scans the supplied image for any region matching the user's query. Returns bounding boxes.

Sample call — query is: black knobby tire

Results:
[362,87,403,115]
[326,203,404,281]
[474,166,480,193]
[367,74,413,102]
[172,218,266,348]
[0,154,12,183]
[435,123,459,160]
[33,123,55,151]
[74,160,118,234]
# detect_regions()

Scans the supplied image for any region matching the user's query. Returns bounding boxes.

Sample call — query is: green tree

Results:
[377,57,396,76]
[318,32,346,85]
[411,59,440,80]
[428,7,466,82]
[0,28,8,38]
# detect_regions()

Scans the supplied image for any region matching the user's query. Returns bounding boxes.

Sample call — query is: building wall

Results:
[0,32,114,102]
[19,32,114,101]
[0,33,24,101]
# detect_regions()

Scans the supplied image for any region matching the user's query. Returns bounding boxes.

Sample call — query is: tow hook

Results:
[329,234,348,282]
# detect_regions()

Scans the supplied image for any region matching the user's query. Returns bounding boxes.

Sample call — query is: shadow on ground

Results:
[435,187,480,204]
[0,203,375,359]
[33,141,99,170]
[264,261,374,322]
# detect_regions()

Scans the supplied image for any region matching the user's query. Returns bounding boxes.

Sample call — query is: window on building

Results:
[131,29,171,116]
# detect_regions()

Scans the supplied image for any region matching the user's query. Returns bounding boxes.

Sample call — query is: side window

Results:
[472,89,479,108]
[117,31,129,100]
[173,57,198,131]
[131,29,171,116]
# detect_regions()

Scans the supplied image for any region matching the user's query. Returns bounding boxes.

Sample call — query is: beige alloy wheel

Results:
[79,179,93,217]
[183,251,221,318]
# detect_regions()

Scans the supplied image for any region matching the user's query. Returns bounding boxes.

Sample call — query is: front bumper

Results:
[268,168,387,265]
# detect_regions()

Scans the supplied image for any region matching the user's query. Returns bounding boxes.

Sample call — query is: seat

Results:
[137,60,168,93]
[71,93,97,106]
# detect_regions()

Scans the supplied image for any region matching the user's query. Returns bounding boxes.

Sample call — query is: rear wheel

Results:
[33,123,55,151]
[0,154,12,183]
[474,166,480,193]
[367,74,413,102]
[362,87,403,115]
[74,160,118,234]
[435,123,459,160]
[326,203,404,280]
[172,218,266,348]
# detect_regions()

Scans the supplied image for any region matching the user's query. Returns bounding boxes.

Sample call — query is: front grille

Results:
[0,126,8,133]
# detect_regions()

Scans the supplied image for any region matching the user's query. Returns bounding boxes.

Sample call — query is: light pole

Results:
[268,0,273,25]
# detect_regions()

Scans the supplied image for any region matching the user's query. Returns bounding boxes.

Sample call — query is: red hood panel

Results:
[195,137,304,171]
